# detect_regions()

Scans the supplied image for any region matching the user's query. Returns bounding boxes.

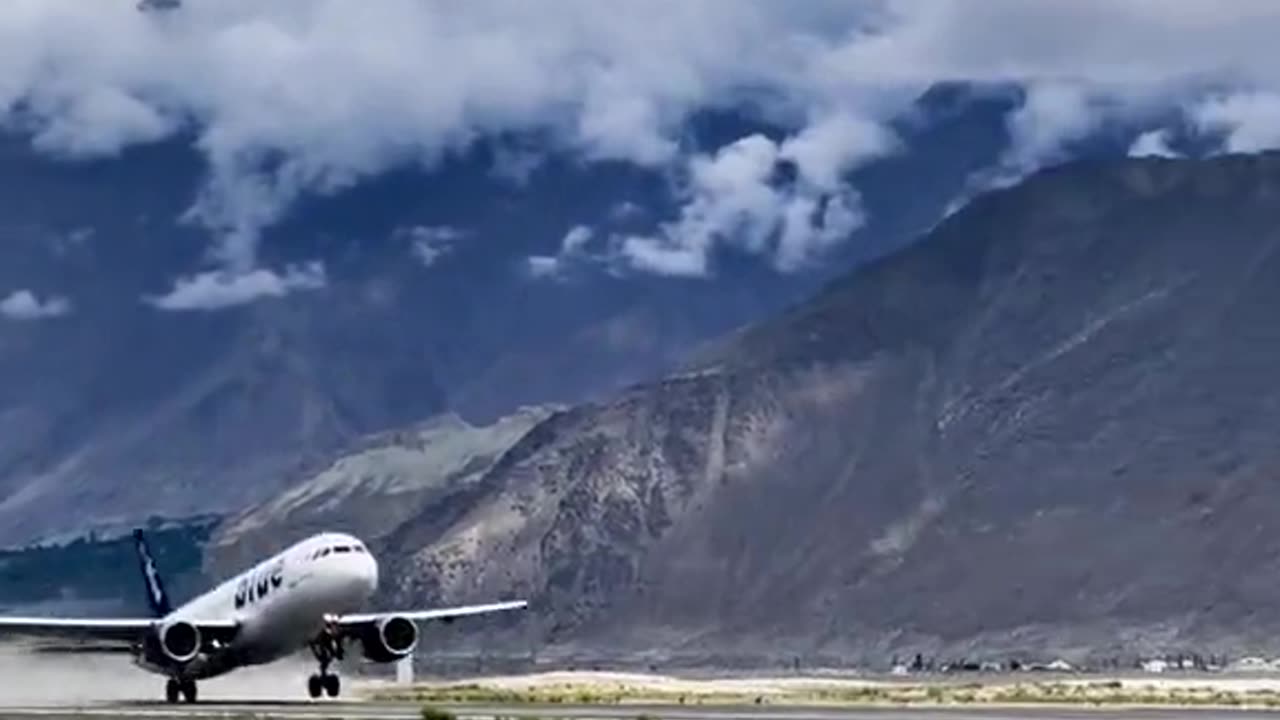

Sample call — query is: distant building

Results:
[1231,656,1272,672]
[1141,658,1169,673]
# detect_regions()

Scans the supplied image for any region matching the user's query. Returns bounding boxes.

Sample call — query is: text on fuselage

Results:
[234,559,285,609]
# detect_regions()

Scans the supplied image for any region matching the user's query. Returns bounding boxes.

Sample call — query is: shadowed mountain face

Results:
[374,152,1280,664]
[0,93,1012,547]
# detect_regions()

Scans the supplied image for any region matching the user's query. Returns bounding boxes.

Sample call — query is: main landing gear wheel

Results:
[165,678,198,704]
[307,620,344,699]
[307,673,340,698]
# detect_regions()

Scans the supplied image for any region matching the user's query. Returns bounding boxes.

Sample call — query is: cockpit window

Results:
[310,543,365,560]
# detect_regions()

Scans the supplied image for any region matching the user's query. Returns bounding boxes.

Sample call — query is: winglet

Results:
[133,529,172,617]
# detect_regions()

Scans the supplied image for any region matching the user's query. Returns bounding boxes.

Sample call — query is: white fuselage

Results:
[137,532,378,679]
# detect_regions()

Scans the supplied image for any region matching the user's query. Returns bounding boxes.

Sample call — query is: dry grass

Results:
[367,673,1280,710]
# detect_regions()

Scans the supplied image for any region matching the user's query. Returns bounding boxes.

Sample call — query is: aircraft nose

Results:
[355,550,378,594]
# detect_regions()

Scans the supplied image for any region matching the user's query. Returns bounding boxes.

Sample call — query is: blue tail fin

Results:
[133,528,172,617]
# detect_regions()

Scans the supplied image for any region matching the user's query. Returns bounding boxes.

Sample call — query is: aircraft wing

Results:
[0,617,239,647]
[337,600,528,627]
[0,617,155,644]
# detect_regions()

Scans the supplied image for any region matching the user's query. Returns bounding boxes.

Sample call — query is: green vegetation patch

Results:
[0,516,217,611]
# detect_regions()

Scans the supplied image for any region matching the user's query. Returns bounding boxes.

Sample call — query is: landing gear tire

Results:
[308,673,340,699]
[308,620,344,700]
[166,679,197,704]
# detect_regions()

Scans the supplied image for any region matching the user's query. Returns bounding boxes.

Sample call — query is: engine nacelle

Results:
[358,615,418,663]
[154,620,201,665]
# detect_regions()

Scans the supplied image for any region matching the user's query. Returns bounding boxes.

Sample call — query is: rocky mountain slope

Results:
[373,151,1280,665]
[208,406,556,572]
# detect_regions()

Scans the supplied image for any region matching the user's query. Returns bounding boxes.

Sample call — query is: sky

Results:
[3,0,1280,312]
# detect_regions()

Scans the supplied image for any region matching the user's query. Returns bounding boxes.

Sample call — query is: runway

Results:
[3,701,1280,720]
[3,652,1280,719]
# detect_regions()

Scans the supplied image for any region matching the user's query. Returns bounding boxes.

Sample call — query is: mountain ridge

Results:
[207,405,559,574]
[364,150,1280,665]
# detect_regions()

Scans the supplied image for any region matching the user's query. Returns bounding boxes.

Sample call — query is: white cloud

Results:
[780,114,897,191]
[0,290,71,320]
[1002,83,1104,174]
[617,121,891,276]
[561,225,593,254]
[1129,129,1181,158]
[145,262,326,311]
[945,82,1137,203]
[526,256,562,279]
[4,1,1280,282]
[807,1,1280,207]
[622,134,779,276]
[399,225,463,268]
[28,86,176,158]
[527,224,596,278]
[1191,92,1280,153]
[619,235,709,278]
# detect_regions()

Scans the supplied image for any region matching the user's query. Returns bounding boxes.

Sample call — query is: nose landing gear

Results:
[165,677,197,703]
[307,619,344,699]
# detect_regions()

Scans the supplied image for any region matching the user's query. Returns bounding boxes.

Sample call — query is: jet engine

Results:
[357,615,418,663]
[154,620,201,664]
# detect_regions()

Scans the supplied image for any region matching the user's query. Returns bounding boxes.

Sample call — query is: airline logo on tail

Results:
[133,529,172,617]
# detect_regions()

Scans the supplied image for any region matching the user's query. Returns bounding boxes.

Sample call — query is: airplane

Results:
[0,529,526,703]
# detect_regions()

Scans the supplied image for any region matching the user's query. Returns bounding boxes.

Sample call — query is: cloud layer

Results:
[5,1,1280,292]
[0,290,71,320]
[144,263,325,311]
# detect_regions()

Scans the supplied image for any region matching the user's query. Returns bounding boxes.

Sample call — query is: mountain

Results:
[0,89,1014,547]
[207,406,556,573]
[370,151,1280,666]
